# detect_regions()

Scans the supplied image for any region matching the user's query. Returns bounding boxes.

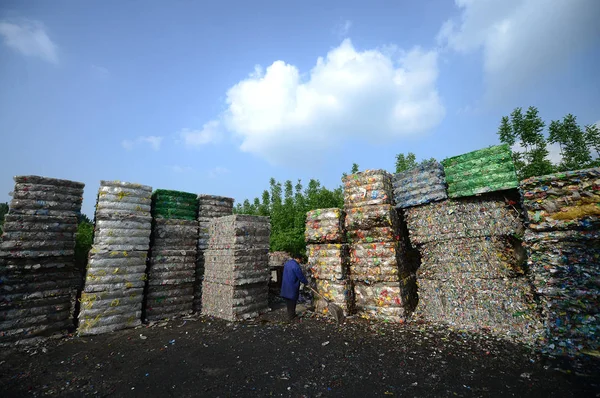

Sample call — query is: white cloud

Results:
[333,20,352,38]
[121,135,163,151]
[0,20,58,64]
[206,39,444,164]
[208,167,230,179]
[438,0,600,99]
[179,121,221,148]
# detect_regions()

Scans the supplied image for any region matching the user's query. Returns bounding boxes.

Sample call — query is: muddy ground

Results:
[1,304,599,398]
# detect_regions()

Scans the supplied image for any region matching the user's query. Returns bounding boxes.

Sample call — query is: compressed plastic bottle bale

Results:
[98,186,152,199]
[404,194,524,245]
[522,229,599,356]
[201,281,269,321]
[442,144,519,198]
[354,277,416,310]
[94,227,151,239]
[306,243,349,281]
[10,190,83,204]
[207,215,271,249]
[94,193,151,205]
[1,230,77,242]
[13,182,84,197]
[153,218,198,235]
[197,194,234,207]
[0,319,74,346]
[417,236,526,279]
[415,277,543,344]
[153,189,197,200]
[348,242,408,282]
[96,201,152,213]
[9,198,82,212]
[346,227,398,244]
[147,270,196,285]
[314,279,355,314]
[0,240,75,251]
[1,214,78,233]
[520,167,600,232]
[393,161,448,209]
[345,204,399,231]
[305,208,346,243]
[77,312,142,336]
[13,175,84,189]
[342,170,393,208]
[90,241,150,252]
[146,284,194,299]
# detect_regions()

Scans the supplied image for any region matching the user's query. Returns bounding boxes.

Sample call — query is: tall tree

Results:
[351,163,359,174]
[584,123,600,165]
[497,106,554,179]
[395,152,437,174]
[236,177,343,258]
[549,114,592,171]
[395,153,417,173]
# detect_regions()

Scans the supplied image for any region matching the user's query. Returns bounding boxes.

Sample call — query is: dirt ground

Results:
[1,304,599,398]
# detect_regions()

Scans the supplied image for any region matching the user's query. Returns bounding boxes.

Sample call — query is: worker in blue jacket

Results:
[280,257,309,321]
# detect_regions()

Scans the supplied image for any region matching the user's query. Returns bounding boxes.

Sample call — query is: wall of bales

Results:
[0,178,238,344]
[307,145,598,358]
[0,144,597,359]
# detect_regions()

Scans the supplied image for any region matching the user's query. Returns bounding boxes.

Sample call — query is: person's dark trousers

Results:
[285,298,297,320]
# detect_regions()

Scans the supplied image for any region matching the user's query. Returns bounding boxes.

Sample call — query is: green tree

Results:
[342,163,360,179]
[74,220,94,271]
[584,123,600,166]
[395,153,416,173]
[549,114,593,171]
[395,152,437,173]
[497,106,554,179]
[235,177,343,259]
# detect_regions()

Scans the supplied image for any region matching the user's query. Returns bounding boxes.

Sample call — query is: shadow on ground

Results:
[1,304,598,397]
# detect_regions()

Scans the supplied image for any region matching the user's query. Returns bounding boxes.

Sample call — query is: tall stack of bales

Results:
[0,176,84,345]
[520,167,600,356]
[193,194,234,312]
[78,181,152,336]
[305,208,354,316]
[201,215,270,321]
[145,190,198,321]
[343,170,416,322]
[404,146,542,343]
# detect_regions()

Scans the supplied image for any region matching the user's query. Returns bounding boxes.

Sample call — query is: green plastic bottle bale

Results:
[153,208,197,220]
[152,189,197,201]
[151,189,198,219]
[442,144,519,198]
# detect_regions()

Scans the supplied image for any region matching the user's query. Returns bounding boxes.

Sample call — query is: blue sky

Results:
[1,0,599,218]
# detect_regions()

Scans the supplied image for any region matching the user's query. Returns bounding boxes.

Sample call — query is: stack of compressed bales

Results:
[145,190,198,321]
[194,194,234,312]
[520,167,600,356]
[305,208,354,316]
[201,215,270,321]
[0,176,84,345]
[442,144,519,198]
[343,170,416,322]
[393,160,447,209]
[77,181,152,336]
[405,193,543,343]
